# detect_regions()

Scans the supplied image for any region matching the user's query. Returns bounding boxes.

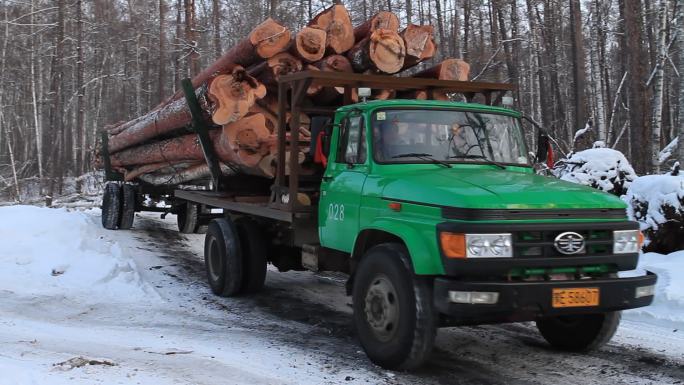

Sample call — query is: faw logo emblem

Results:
[554,232,585,255]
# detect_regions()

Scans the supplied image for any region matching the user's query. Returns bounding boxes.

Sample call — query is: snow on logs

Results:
[100,7,477,185]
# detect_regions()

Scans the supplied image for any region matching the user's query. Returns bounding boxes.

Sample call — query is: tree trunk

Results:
[678,0,684,167]
[622,0,652,174]
[569,0,588,135]
[212,0,221,59]
[651,0,669,173]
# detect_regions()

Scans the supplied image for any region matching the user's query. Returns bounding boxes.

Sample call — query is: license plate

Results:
[552,288,600,308]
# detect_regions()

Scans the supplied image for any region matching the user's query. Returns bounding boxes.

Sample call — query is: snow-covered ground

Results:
[1,205,683,385]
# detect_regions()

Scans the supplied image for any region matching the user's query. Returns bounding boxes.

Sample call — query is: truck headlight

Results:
[440,232,512,258]
[613,230,643,254]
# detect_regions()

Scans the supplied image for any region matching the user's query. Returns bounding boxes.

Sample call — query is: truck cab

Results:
[316,99,656,370]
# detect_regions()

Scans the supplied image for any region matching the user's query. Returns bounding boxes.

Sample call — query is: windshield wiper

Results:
[448,154,506,170]
[392,153,452,168]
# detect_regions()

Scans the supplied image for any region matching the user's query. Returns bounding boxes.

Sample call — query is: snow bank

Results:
[624,174,684,232]
[624,251,684,328]
[553,148,636,195]
[0,205,153,301]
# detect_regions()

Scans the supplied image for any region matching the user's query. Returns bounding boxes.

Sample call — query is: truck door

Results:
[319,113,368,252]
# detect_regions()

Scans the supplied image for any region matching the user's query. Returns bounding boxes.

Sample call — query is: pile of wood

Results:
[98,7,470,185]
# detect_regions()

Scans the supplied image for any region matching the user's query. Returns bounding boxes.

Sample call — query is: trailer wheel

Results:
[101,182,121,230]
[177,202,199,234]
[204,218,243,297]
[536,311,621,352]
[119,184,136,230]
[234,218,268,294]
[352,243,436,370]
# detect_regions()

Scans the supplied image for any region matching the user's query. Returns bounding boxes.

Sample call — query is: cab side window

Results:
[337,115,366,164]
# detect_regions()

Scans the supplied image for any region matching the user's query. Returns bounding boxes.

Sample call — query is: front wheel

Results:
[536,311,621,352]
[352,243,436,370]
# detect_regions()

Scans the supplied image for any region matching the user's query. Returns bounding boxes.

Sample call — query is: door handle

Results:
[322,175,334,182]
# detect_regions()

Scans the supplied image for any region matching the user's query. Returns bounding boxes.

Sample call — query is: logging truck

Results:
[99,71,657,370]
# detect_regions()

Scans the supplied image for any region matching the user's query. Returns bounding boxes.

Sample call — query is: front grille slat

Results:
[514,228,613,258]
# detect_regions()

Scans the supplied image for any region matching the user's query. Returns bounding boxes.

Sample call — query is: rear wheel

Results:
[177,202,200,234]
[119,184,136,230]
[352,243,436,370]
[536,311,621,352]
[204,218,243,297]
[101,182,121,230]
[234,218,268,294]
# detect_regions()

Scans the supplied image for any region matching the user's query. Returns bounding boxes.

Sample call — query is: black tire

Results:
[234,218,268,294]
[204,218,243,297]
[119,184,136,230]
[536,311,621,352]
[177,202,199,234]
[101,182,121,230]
[352,243,436,370]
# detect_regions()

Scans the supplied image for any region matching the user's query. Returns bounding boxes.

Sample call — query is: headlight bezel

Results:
[440,232,513,259]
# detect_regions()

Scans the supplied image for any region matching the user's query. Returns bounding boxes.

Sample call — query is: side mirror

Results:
[536,134,554,168]
[321,124,333,156]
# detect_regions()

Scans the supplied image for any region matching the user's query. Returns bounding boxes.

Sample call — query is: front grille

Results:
[514,229,613,257]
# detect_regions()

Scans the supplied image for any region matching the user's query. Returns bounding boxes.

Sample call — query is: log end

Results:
[250,18,292,59]
[295,27,327,62]
[369,29,406,74]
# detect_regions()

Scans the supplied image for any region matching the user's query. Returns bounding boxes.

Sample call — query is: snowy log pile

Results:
[97,7,471,185]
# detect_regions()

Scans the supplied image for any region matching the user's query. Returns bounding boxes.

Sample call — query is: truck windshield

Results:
[372,109,529,166]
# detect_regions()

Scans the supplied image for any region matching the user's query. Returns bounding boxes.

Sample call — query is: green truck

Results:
[101,71,657,370]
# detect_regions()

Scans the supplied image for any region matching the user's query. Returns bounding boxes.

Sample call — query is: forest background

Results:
[0,0,681,197]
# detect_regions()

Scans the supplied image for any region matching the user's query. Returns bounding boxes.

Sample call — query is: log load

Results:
[401,24,436,69]
[308,4,355,54]
[347,29,405,74]
[107,67,265,153]
[98,10,485,186]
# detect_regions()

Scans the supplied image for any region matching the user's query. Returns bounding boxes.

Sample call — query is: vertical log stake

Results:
[181,78,222,191]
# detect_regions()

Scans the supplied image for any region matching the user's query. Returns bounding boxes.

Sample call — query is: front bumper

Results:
[433,271,657,324]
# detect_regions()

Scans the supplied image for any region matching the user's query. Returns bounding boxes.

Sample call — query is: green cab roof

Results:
[337,99,521,118]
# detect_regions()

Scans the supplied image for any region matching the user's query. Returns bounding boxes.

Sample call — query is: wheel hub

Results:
[364,275,399,342]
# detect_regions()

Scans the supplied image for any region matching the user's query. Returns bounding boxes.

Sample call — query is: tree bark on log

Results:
[353,11,400,41]
[308,4,355,54]
[291,27,327,62]
[347,29,405,74]
[401,24,436,69]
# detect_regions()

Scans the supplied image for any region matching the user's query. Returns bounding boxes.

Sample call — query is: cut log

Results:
[124,161,193,181]
[138,163,234,186]
[308,55,354,104]
[107,94,200,154]
[248,52,302,87]
[159,18,290,107]
[347,29,405,74]
[292,27,327,62]
[308,4,355,54]
[207,67,267,125]
[401,24,436,69]
[110,132,210,167]
[414,58,470,81]
[354,11,400,41]
[219,113,272,168]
